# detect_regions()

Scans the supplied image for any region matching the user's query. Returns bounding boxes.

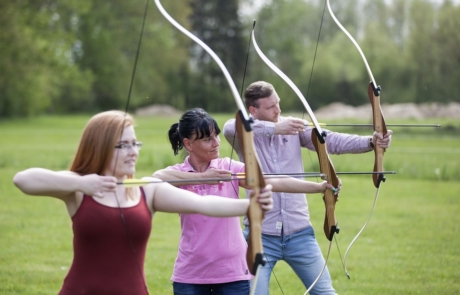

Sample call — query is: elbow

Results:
[13,171,28,192]
[152,170,165,179]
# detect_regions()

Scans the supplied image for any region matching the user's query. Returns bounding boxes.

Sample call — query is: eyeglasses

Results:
[114,142,143,154]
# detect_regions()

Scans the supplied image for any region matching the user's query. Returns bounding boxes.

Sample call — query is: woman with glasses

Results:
[12,110,274,295]
[152,108,339,295]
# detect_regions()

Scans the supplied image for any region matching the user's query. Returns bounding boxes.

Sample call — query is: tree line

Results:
[0,0,459,118]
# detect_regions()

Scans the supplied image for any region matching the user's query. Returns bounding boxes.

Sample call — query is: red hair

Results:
[70,110,137,199]
[70,110,134,175]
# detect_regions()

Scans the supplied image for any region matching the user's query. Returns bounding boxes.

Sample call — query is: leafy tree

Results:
[186,0,246,112]
[0,0,93,117]
[432,1,460,103]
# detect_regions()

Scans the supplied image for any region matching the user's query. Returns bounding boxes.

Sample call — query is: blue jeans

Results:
[243,226,337,295]
[173,280,250,295]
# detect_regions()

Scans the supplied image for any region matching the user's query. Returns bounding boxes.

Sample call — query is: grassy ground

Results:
[0,114,459,294]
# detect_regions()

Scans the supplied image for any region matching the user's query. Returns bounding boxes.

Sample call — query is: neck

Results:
[188,156,211,172]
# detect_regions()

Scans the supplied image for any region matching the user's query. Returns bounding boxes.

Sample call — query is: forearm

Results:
[325,131,372,154]
[13,168,80,197]
[196,196,249,216]
[152,182,249,216]
[152,169,201,186]
[266,177,324,194]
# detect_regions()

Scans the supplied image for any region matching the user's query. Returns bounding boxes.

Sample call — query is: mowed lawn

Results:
[0,114,459,294]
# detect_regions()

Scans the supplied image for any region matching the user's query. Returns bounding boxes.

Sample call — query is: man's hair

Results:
[244,81,274,108]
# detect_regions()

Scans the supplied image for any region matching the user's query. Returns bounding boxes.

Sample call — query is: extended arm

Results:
[154,166,334,195]
[145,179,273,216]
[265,177,334,194]
[13,168,116,200]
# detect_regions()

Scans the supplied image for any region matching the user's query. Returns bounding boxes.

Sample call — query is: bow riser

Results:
[311,129,340,241]
[368,82,388,188]
[235,110,266,275]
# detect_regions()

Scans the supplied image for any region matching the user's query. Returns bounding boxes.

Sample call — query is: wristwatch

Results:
[369,137,375,149]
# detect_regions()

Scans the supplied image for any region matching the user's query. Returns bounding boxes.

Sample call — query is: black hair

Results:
[168,108,221,155]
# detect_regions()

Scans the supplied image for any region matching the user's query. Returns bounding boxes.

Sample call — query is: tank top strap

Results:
[140,186,146,202]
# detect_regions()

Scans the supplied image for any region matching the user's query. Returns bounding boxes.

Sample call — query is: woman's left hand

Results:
[256,184,273,212]
[321,178,342,196]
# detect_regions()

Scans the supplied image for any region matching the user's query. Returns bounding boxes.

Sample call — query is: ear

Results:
[183,138,192,151]
[248,105,257,117]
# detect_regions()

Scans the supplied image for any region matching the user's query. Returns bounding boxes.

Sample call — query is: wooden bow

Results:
[235,111,267,276]
[153,0,267,286]
[327,0,388,277]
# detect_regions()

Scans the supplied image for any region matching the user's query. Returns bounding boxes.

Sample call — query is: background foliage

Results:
[1,0,459,118]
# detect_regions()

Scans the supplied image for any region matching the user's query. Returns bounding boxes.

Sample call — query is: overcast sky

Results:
[240,0,460,17]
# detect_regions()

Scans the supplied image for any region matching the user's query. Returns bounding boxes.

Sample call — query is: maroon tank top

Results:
[59,188,152,295]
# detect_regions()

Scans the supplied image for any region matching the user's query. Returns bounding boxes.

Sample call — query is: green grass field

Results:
[1,114,459,294]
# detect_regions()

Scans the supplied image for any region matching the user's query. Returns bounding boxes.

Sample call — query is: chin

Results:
[122,167,136,176]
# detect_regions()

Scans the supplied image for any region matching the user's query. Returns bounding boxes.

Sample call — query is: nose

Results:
[275,104,281,114]
[128,145,140,155]
[127,149,137,157]
[213,136,221,146]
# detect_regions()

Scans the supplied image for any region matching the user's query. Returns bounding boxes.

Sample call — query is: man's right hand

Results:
[274,117,307,135]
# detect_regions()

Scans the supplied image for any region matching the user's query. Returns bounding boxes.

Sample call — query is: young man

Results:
[223,81,393,295]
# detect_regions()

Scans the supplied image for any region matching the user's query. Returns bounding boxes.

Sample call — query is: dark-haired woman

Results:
[13,110,274,295]
[153,108,339,295]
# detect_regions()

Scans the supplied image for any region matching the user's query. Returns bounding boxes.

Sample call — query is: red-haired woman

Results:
[13,110,274,295]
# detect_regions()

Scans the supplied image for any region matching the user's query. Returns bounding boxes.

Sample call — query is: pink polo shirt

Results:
[167,156,251,284]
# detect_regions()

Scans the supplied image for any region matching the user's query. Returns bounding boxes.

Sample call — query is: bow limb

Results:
[250,23,326,141]
[154,0,266,286]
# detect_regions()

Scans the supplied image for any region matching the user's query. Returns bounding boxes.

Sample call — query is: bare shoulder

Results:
[140,177,171,212]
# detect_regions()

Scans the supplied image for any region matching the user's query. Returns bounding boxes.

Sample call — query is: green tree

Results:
[186,0,246,112]
[0,0,93,117]
[432,1,460,103]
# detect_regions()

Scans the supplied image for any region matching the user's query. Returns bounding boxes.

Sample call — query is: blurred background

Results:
[1,0,459,118]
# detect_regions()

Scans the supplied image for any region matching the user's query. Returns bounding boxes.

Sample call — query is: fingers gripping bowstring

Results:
[112,0,150,293]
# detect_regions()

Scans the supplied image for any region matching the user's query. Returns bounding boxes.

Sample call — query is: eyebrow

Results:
[117,140,136,144]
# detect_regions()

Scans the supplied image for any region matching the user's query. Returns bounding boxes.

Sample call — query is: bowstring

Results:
[111,0,150,294]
